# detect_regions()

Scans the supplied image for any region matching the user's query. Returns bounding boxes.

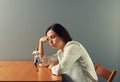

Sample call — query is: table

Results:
[0,61,62,81]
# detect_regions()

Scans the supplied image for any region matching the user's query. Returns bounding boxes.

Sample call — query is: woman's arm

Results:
[39,37,59,66]
[39,37,48,58]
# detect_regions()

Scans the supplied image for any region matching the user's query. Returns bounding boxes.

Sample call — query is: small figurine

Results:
[32,48,42,71]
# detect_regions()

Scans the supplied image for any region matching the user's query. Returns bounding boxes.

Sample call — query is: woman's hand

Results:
[39,57,49,66]
[39,36,48,43]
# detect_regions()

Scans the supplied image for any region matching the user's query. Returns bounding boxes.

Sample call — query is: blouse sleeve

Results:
[51,43,83,75]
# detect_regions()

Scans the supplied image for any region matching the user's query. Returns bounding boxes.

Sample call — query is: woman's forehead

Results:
[47,30,56,36]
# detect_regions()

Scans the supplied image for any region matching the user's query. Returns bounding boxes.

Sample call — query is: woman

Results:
[39,23,98,82]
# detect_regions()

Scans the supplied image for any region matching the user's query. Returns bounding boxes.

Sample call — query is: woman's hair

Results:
[45,23,72,44]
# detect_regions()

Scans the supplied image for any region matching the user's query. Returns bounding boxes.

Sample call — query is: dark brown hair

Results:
[45,23,72,44]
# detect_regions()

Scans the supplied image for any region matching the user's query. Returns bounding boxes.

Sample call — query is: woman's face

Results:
[47,30,65,50]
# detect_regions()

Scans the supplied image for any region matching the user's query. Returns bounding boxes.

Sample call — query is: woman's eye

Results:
[51,35,56,39]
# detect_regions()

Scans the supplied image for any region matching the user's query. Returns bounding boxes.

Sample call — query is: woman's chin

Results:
[51,46,57,49]
[52,46,56,49]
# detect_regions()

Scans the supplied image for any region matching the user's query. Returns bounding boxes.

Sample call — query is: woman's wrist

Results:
[39,39,44,44]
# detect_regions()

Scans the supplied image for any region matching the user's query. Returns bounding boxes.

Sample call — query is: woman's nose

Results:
[49,39,52,43]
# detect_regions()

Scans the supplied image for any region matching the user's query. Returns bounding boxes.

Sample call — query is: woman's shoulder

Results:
[63,41,83,50]
[66,41,82,47]
[56,41,80,54]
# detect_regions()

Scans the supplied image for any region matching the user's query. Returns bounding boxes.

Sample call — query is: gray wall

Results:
[0,0,119,82]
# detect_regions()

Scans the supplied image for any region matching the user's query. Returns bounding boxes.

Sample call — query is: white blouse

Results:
[44,41,98,82]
